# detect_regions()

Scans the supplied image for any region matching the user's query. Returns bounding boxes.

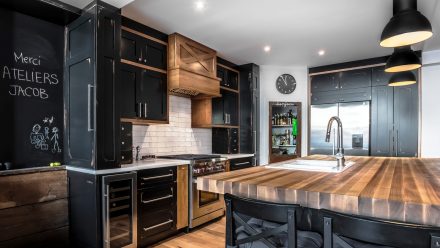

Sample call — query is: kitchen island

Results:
[197,155,440,227]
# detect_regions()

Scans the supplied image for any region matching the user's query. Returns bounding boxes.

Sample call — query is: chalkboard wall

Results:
[0,8,64,169]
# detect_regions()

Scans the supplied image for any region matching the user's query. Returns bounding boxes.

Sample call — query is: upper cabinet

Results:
[339,68,371,89]
[372,66,392,87]
[168,33,220,97]
[121,28,167,70]
[311,73,339,92]
[218,65,239,91]
[119,20,169,125]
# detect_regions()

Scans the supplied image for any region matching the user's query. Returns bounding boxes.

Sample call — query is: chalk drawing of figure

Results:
[51,126,62,153]
[30,124,48,151]
[44,127,50,139]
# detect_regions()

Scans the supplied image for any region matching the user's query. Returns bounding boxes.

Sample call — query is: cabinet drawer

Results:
[138,167,176,188]
[230,157,254,171]
[139,209,175,238]
[139,183,176,211]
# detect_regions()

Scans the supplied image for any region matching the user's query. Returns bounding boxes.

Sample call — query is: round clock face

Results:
[276,74,296,94]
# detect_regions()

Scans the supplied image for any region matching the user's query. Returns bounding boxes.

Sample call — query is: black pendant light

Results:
[380,0,433,48]
[388,71,416,86]
[385,46,421,72]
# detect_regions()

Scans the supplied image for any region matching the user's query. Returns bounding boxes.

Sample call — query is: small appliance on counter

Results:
[121,122,133,164]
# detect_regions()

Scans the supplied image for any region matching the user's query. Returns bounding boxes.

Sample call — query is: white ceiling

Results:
[122,0,440,67]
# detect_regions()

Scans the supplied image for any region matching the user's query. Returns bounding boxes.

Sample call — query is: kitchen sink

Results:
[265,159,355,173]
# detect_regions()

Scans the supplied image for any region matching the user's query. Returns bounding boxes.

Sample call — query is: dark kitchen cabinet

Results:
[121,30,167,70]
[239,63,259,165]
[139,69,167,121]
[394,83,418,157]
[212,89,238,126]
[229,156,254,171]
[119,63,168,122]
[137,167,177,247]
[120,63,138,118]
[372,66,392,86]
[339,68,372,89]
[339,87,372,102]
[371,86,394,156]
[371,80,419,157]
[311,90,340,105]
[217,65,238,90]
[212,128,239,154]
[65,1,121,170]
[311,73,339,92]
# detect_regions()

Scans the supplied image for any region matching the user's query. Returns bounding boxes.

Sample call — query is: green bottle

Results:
[292,116,298,136]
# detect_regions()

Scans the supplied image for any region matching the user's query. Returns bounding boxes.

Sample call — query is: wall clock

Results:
[276,74,296,94]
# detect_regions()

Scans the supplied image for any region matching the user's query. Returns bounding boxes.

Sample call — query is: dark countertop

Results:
[0,166,65,176]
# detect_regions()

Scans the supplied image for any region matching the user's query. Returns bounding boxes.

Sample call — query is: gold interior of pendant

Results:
[380,31,433,47]
[388,80,417,86]
[385,64,421,72]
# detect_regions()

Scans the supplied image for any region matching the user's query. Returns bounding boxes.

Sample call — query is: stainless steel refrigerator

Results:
[310,101,370,156]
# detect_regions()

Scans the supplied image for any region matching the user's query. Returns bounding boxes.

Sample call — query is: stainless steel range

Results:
[159,154,227,228]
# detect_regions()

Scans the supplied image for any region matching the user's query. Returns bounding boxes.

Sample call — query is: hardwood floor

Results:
[152,218,225,248]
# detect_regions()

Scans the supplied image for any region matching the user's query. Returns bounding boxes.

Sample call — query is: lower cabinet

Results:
[371,83,418,157]
[137,167,177,248]
[229,156,254,171]
[212,128,239,154]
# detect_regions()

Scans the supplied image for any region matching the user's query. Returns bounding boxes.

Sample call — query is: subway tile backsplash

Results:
[132,96,212,156]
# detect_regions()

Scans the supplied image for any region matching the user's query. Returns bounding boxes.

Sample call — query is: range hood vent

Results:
[168,33,221,97]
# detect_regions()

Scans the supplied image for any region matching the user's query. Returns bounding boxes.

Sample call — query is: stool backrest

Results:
[225,193,302,248]
[321,209,440,248]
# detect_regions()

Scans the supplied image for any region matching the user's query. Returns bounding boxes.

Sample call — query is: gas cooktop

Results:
[158,154,221,160]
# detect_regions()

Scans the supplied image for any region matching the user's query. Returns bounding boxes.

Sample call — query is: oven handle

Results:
[143,219,173,232]
[141,174,173,181]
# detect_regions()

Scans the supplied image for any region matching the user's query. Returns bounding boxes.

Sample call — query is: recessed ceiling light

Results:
[318,50,325,56]
[195,1,205,11]
[263,46,271,53]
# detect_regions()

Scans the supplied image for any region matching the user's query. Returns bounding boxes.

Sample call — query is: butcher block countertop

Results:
[197,155,440,226]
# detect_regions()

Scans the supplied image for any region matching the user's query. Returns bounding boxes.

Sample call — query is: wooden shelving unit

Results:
[269,102,302,163]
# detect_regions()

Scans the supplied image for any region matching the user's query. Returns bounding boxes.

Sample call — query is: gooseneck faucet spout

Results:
[325,116,345,168]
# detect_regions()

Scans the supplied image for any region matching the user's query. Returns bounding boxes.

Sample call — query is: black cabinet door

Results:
[372,66,392,86]
[139,39,167,70]
[217,67,227,87]
[311,73,339,92]
[311,90,340,105]
[222,90,239,126]
[371,86,394,156]
[339,68,372,89]
[339,87,372,102]
[121,30,142,63]
[227,70,239,90]
[212,96,225,125]
[138,69,167,121]
[120,63,139,118]
[394,83,418,157]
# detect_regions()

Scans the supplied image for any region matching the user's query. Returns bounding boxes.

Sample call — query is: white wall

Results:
[132,96,212,157]
[421,50,440,158]
[259,65,308,165]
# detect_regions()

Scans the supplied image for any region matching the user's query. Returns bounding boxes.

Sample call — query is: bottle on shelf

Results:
[272,115,275,125]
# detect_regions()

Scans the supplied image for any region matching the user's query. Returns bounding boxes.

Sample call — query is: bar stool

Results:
[321,209,440,248]
[225,193,323,248]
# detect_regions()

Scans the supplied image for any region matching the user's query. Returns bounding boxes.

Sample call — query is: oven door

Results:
[192,181,224,219]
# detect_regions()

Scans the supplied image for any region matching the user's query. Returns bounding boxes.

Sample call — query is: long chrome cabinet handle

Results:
[137,102,142,118]
[143,219,173,232]
[141,194,173,204]
[87,84,95,131]
[395,129,399,157]
[144,102,147,118]
[141,173,173,181]
[235,162,250,166]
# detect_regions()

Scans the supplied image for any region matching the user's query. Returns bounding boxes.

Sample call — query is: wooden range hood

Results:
[168,33,221,97]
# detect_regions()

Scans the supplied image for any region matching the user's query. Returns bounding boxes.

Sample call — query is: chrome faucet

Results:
[325,116,345,168]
